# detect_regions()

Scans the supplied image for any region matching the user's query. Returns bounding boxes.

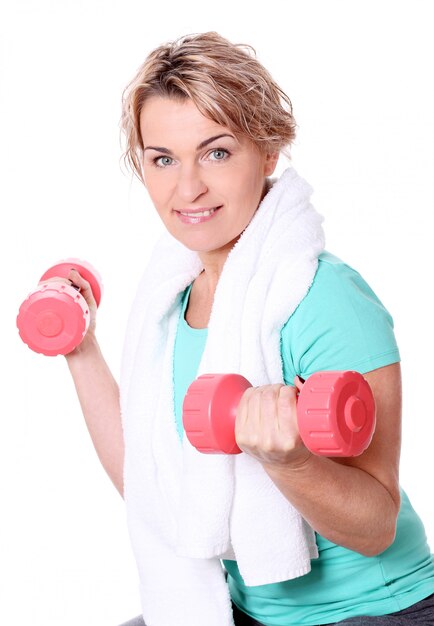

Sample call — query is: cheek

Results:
[144,177,172,213]
[234,173,264,211]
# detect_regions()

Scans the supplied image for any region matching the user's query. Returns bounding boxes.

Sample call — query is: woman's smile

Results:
[175,205,223,224]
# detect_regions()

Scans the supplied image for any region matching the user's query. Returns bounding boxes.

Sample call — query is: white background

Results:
[1,1,433,624]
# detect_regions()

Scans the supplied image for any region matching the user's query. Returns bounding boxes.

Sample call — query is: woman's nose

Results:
[176,165,208,202]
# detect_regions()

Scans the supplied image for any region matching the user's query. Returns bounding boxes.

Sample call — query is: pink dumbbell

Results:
[17,258,102,356]
[183,371,376,457]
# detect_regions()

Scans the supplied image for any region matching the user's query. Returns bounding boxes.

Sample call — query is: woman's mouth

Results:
[176,206,222,224]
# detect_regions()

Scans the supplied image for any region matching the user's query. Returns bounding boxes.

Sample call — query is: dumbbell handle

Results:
[183,371,376,457]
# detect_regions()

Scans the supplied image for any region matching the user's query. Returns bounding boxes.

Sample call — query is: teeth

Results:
[180,208,217,217]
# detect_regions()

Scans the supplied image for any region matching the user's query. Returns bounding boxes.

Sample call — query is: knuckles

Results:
[240,384,297,408]
[37,273,97,311]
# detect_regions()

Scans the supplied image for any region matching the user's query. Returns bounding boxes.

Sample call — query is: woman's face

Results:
[139,97,278,256]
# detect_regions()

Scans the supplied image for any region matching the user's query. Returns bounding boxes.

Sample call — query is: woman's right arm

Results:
[64,269,124,497]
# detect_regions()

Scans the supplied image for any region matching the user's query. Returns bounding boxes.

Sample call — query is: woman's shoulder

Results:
[281,250,400,381]
[301,250,390,316]
[314,250,372,286]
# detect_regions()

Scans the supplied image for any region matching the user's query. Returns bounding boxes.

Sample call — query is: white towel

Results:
[121,167,325,626]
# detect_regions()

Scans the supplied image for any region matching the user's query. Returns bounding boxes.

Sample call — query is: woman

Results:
[66,32,434,625]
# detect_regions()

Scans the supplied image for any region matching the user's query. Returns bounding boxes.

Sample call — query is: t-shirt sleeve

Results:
[280,253,400,386]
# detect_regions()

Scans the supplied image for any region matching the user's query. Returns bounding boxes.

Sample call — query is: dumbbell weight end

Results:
[182,373,251,454]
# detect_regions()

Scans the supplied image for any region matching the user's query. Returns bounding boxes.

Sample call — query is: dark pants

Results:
[119,592,434,625]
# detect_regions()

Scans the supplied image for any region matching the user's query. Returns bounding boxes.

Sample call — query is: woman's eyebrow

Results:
[143,133,236,154]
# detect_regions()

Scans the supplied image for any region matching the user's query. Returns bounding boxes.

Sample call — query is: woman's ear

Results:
[264,151,279,176]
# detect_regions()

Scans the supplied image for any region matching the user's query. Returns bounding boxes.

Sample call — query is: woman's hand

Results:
[38,268,98,356]
[66,268,98,349]
[235,384,312,469]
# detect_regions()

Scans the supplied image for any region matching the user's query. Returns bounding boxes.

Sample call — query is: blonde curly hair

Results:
[120,32,296,183]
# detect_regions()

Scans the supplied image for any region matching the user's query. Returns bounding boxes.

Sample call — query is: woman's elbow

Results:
[360,524,398,557]
[359,497,400,557]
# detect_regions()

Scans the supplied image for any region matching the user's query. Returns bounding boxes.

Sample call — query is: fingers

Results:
[235,384,304,466]
[67,269,97,310]
[37,269,97,310]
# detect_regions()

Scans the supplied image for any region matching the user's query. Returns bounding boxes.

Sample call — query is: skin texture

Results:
[65,96,401,556]
[64,270,124,496]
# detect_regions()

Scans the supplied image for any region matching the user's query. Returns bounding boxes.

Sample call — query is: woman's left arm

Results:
[235,362,402,556]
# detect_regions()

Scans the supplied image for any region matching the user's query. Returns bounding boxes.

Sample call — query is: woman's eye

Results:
[154,156,173,167]
[209,149,229,161]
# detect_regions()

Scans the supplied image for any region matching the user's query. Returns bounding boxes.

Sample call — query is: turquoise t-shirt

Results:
[173,252,434,625]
